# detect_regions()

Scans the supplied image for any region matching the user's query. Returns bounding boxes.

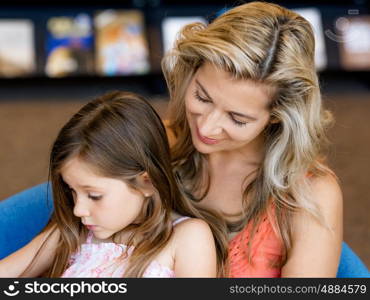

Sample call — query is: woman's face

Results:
[184,62,274,155]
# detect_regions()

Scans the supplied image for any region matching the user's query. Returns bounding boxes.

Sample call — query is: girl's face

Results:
[61,157,146,241]
[184,62,274,155]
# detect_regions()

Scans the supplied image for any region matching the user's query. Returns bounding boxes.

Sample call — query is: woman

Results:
[0,2,367,277]
[162,1,343,277]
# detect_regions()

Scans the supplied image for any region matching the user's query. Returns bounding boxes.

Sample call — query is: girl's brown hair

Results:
[29,91,227,277]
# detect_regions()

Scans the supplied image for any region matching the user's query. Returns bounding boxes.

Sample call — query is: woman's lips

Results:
[196,127,219,145]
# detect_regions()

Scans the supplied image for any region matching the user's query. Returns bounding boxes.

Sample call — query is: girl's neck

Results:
[89,230,135,245]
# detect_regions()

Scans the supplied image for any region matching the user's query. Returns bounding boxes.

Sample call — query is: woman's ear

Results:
[136,172,154,198]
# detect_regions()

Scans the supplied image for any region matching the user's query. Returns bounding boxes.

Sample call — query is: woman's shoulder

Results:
[289,170,343,239]
[283,171,343,277]
[307,170,343,211]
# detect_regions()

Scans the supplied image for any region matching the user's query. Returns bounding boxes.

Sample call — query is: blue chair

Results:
[337,242,370,277]
[0,182,369,277]
[0,183,53,259]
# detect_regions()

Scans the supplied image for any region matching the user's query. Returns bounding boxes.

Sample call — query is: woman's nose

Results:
[199,110,224,137]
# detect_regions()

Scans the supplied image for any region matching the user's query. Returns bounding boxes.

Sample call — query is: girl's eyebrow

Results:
[195,79,258,121]
[78,184,104,190]
[62,178,101,191]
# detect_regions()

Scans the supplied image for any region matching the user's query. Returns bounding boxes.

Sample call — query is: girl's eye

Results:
[194,90,211,103]
[88,194,102,201]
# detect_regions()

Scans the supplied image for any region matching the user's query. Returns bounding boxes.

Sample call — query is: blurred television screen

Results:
[161,16,207,54]
[94,10,150,76]
[293,8,327,71]
[45,13,94,77]
[337,16,370,70]
[0,20,35,78]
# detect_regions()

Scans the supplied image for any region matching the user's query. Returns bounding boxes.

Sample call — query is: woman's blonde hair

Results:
[162,1,334,267]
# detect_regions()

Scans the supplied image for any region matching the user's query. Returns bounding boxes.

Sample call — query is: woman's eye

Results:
[230,115,247,127]
[194,90,211,103]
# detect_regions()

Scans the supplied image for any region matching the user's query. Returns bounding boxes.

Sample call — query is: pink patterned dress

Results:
[62,217,190,278]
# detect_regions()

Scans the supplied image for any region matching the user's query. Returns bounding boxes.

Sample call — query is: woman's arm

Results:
[281,174,343,277]
[0,225,60,277]
[173,218,217,277]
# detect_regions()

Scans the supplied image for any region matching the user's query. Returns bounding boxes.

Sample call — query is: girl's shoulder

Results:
[171,217,214,253]
[172,217,212,238]
[154,215,215,271]
[170,213,212,240]
[169,216,217,276]
[169,213,214,251]
[172,217,215,255]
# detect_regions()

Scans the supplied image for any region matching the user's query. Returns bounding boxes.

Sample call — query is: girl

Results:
[0,91,222,277]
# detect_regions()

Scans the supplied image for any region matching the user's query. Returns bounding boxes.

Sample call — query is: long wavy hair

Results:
[162,1,334,267]
[27,91,228,277]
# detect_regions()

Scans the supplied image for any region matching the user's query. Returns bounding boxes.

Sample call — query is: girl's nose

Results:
[73,198,90,218]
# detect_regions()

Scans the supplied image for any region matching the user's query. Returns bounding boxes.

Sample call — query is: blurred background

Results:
[0,0,369,268]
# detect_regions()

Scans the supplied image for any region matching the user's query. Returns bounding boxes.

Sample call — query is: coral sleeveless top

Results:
[228,208,283,277]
